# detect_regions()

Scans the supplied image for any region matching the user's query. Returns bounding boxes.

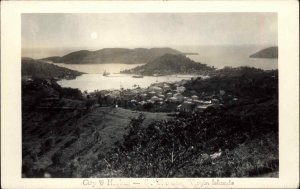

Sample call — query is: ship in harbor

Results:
[132,75,144,78]
[103,70,110,77]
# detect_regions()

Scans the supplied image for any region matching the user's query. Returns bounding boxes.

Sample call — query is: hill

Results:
[250,46,278,59]
[184,67,278,99]
[40,56,61,62]
[44,48,182,64]
[21,78,171,177]
[122,53,215,75]
[213,66,265,77]
[22,57,84,79]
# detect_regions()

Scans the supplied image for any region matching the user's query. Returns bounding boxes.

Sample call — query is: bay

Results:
[57,73,200,92]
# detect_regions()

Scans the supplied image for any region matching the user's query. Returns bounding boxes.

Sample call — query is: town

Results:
[86,78,234,113]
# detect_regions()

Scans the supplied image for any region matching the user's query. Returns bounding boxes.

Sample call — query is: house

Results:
[139,101,146,105]
[158,94,165,99]
[203,100,212,104]
[173,93,184,102]
[149,91,156,96]
[176,86,186,93]
[163,84,171,91]
[166,92,173,98]
[169,97,178,102]
[192,100,203,105]
[151,96,159,102]
[191,95,199,100]
[177,101,195,112]
[158,98,164,102]
[186,98,193,102]
[146,99,152,103]
[195,104,213,112]
[141,93,148,100]
[151,86,163,93]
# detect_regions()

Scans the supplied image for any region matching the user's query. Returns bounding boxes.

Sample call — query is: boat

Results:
[103,70,110,77]
[132,75,144,78]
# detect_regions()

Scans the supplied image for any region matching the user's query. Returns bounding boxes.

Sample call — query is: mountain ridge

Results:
[43,47,182,64]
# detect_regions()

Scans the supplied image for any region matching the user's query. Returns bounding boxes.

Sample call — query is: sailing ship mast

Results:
[103,69,110,76]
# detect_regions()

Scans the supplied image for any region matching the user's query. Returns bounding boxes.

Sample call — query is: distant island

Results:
[22,57,84,79]
[42,48,182,64]
[250,46,278,59]
[121,53,215,76]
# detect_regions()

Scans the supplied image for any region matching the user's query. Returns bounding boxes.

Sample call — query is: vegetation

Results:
[45,48,182,64]
[22,57,84,79]
[185,66,278,99]
[121,54,215,76]
[99,94,278,177]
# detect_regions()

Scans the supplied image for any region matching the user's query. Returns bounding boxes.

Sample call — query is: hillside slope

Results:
[122,53,215,75]
[45,48,182,64]
[22,78,171,177]
[250,46,278,59]
[22,57,84,79]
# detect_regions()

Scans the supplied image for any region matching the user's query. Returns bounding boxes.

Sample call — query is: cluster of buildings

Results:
[113,81,225,112]
[90,77,243,113]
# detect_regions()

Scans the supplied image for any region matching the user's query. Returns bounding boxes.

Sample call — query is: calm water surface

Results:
[51,63,143,74]
[57,73,201,92]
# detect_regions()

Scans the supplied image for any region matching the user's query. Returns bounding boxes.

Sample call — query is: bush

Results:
[102,100,278,177]
[51,151,63,165]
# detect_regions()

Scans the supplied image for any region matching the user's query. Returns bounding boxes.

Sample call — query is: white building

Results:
[151,96,159,102]
[173,93,184,102]
[167,92,173,98]
[191,95,199,100]
[176,86,186,93]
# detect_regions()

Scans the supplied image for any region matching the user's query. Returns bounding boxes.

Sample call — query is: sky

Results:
[22,13,277,50]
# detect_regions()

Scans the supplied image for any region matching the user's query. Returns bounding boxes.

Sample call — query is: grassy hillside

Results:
[250,46,278,59]
[122,54,215,75]
[46,48,182,64]
[22,78,171,177]
[22,57,84,79]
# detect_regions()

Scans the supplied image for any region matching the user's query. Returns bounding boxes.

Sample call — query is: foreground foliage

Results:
[98,99,278,177]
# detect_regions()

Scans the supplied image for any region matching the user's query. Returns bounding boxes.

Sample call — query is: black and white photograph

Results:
[21,12,279,178]
[1,1,299,188]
